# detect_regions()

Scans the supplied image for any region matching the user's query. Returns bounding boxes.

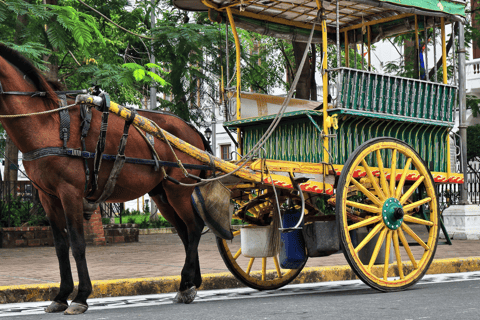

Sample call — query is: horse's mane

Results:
[0,43,59,108]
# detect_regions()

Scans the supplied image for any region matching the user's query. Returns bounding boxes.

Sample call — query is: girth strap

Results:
[58,94,70,148]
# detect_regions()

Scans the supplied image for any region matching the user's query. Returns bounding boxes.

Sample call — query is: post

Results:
[415,15,420,79]
[150,0,156,110]
[321,6,329,163]
[458,22,468,204]
[226,8,242,157]
[345,31,349,68]
[441,17,447,84]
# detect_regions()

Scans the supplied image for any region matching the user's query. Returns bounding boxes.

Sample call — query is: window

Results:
[221,145,231,160]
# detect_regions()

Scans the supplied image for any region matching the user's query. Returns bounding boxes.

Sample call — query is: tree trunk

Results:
[404,39,419,79]
[293,41,311,99]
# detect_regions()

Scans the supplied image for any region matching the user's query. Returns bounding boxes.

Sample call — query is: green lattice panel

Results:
[337,68,457,124]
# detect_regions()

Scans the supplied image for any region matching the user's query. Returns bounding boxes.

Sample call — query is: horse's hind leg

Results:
[153,190,204,303]
[40,195,73,313]
[152,196,203,290]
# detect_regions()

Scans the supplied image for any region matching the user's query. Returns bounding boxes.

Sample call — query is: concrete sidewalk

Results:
[0,231,479,303]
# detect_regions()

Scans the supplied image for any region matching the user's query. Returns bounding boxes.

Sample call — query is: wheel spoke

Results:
[389,149,397,197]
[399,177,425,205]
[346,200,381,214]
[368,227,388,270]
[393,230,404,279]
[403,215,434,227]
[401,223,430,250]
[383,230,392,280]
[273,256,283,278]
[351,178,382,206]
[246,258,255,275]
[376,150,390,198]
[398,227,418,269]
[361,159,386,201]
[348,215,382,231]
[262,257,267,281]
[355,223,384,253]
[233,248,242,260]
[395,158,413,199]
[403,197,432,213]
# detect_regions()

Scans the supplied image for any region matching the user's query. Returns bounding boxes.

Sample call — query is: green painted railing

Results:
[333,68,457,124]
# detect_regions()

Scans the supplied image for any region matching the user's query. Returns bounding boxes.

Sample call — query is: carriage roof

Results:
[174,0,466,43]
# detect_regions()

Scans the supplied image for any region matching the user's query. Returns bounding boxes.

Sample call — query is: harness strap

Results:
[145,132,160,171]
[58,94,70,148]
[22,148,212,171]
[87,116,132,208]
[80,104,93,192]
[86,92,110,198]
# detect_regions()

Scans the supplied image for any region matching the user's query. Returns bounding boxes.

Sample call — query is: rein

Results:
[0,81,87,97]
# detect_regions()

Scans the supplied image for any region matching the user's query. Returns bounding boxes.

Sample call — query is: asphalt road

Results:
[1,272,480,320]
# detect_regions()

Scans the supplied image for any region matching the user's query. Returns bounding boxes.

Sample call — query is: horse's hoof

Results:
[63,302,88,315]
[44,301,68,313]
[172,286,196,304]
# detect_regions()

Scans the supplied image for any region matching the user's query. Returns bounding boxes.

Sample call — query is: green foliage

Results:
[113,214,173,228]
[0,197,48,227]
[467,95,480,118]
[315,195,335,215]
[467,124,480,161]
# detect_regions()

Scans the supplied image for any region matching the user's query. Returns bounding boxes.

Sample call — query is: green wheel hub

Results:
[382,198,404,230]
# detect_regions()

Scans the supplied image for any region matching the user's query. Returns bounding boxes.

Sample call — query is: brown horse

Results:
[0,44,208,314]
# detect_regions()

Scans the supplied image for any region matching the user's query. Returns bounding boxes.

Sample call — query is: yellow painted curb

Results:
[1,257,479,304]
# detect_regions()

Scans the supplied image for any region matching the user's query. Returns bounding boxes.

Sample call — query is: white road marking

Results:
[0,271,479,317]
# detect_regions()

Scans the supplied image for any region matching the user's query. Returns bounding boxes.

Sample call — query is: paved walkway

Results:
[1,231,479,287]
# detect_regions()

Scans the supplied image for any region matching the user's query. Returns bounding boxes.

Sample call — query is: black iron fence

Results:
[0,181,47,228]
[437,160,480,211]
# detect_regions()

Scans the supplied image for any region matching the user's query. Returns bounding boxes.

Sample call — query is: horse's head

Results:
[0,44,59,109]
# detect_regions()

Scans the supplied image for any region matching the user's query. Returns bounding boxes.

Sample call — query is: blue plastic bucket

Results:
[279,208,307,269]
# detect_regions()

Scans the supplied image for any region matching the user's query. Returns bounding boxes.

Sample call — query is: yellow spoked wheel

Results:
[216,189,306,290]
[337,138,439,291]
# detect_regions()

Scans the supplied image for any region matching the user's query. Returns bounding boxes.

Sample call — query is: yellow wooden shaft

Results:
[345,31,349,68]
[322,15,329,163]
[414,15,420,79]
[226,7,242,157]
[105,102,332,194]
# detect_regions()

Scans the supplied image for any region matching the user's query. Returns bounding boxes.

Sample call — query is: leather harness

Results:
[1,85,212,211]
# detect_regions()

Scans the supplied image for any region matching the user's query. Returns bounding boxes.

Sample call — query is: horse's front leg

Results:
[59,189,92,315]
[40,195,74,313]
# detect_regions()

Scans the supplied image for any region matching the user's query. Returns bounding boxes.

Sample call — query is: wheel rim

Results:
[217,189,305,290]
[338,139,439,289]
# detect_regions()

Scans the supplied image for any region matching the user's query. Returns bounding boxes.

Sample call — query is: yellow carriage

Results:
[80,0,467,293]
